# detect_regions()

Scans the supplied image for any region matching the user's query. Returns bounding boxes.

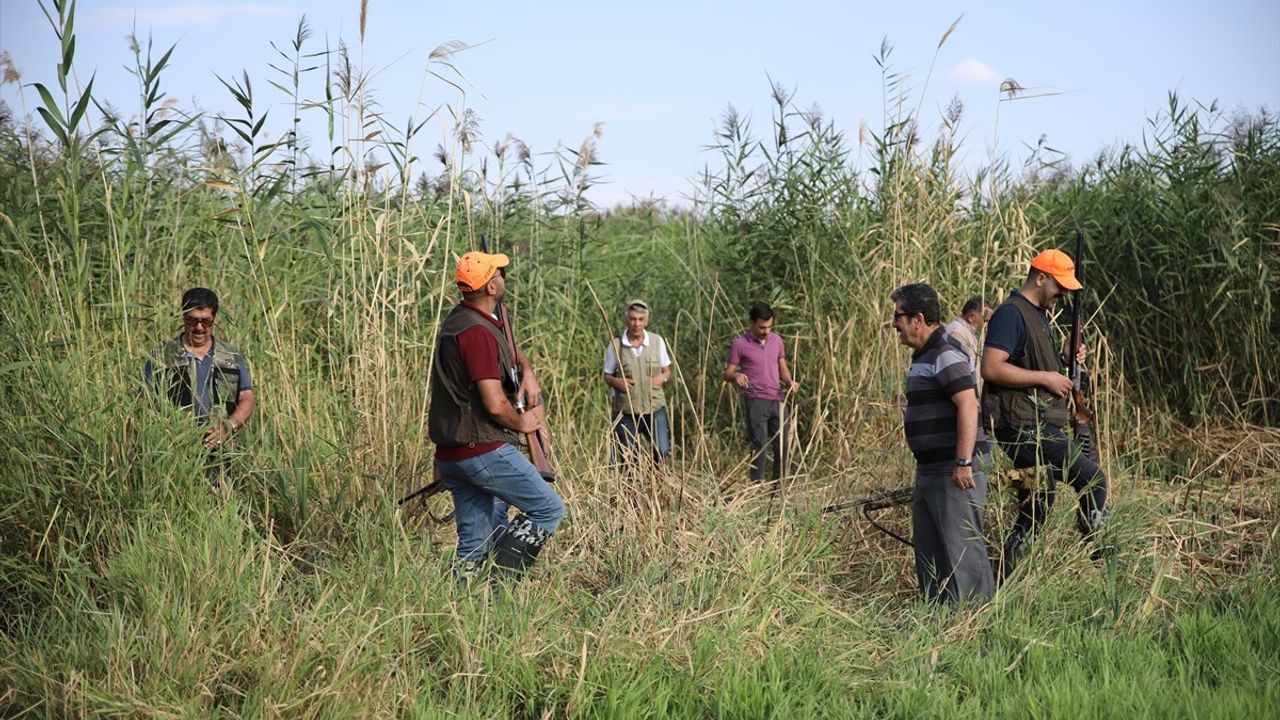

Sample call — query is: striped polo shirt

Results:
[904,327,985,470]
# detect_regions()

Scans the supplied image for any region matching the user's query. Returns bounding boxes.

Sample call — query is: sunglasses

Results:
[184,315,215,328]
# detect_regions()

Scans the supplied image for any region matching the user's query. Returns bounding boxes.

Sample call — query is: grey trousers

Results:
[912,461,995,604]
[744,398,784,481]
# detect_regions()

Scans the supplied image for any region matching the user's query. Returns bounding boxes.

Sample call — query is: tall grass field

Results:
[2,3,1277,717]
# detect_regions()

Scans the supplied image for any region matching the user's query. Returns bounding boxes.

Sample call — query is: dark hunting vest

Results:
[982,292,1070,429]
[428,305,520,447]
[154,335,245,422]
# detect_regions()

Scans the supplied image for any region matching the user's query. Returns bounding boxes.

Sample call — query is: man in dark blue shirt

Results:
[145,288,255,457]
[982,249,1109,580]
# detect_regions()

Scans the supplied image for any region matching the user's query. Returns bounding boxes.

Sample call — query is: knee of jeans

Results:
[535,493,566,533]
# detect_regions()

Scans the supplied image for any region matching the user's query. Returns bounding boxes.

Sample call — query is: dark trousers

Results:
[613,407,671,468]
[913,461,995,604]
[744,398,785,481]
[994,423,1109,551]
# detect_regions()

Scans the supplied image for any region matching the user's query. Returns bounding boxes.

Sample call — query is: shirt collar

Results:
[1012,290,1048,316]
[177,333,217,358]
[459,301,503,326]
[620,330,649,348]
[911,327,947,361]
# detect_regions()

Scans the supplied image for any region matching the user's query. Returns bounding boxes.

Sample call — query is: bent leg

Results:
[1064,437,1109,540]
[1028,424,1109,541]
[994,425,1060,578]
[437,460,501,562]
[466,444,565,533]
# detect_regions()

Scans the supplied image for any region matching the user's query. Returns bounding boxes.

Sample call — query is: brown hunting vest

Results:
[982,292,1070,429]
[428,305,519,447]
[610,332,667,416]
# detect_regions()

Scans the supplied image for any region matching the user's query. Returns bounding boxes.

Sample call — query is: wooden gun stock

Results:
[498,301,557,482]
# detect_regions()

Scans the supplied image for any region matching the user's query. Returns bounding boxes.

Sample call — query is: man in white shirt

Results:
[945,295,993,366]
[602,299,673,466]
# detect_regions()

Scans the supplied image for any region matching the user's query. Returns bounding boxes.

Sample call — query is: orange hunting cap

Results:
[1030,249,1083,291]
[455,251,510,292]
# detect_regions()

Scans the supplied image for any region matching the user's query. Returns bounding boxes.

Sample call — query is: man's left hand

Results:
[952,464,976,490]
[204,422,232,450]
[1064,340,1087,366]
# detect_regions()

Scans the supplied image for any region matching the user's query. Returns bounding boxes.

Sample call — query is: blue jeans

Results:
[613,406,671,465]
[437,443,565,562]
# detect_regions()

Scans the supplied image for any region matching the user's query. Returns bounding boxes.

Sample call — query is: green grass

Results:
[1,3,1277,717]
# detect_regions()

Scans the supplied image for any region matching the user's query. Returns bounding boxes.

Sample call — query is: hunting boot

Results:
[997,527,1031,585]
[1078,506,1114,561]
[452,557,487,590]
[490,515,552,582]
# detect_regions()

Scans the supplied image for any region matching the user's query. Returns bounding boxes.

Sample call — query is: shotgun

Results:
[823,485,914,547]
[1068,232,1101,464]
[486,234,557,481]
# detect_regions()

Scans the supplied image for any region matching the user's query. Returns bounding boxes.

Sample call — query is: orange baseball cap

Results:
[455,251,510,292]
[1030,249,1083,291]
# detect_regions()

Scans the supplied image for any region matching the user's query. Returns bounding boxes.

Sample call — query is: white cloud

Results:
[90,3,294,29]
[949,59,1000,84]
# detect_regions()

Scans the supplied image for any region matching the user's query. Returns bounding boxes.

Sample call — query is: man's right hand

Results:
[734,373,750,389]
[1042,371,1074,398]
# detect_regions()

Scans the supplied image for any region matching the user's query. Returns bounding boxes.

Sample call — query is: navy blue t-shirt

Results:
[983,292,1052,363]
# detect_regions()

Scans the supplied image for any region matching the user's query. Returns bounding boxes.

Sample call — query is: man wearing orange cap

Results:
[982,248,1109,579]
[428,251,565,586]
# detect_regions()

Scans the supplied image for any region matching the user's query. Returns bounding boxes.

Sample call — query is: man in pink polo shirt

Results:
[723,301,799,483]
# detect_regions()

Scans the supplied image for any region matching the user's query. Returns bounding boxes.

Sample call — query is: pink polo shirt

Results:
[727,331,786,401]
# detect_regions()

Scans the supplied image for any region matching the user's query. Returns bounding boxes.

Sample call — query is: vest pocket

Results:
[212,367,241,412]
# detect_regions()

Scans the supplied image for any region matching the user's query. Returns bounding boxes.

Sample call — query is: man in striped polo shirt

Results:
[891,283,994,603]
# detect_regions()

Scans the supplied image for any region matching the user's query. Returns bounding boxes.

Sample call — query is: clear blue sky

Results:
[3,1,1278,207]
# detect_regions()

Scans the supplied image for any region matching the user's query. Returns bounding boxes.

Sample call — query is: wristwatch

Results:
[955,458,973,467]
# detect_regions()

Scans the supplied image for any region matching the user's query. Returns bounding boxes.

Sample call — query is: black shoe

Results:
[998,528,1031,585]
[452,557,487,589]
[1078,508,1112,560]
[1089,542,1116,562]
